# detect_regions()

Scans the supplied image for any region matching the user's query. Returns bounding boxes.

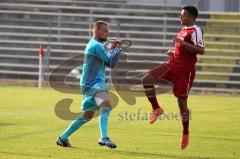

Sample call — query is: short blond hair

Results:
[93,20,108,30]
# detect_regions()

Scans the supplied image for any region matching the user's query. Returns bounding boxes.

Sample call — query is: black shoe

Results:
[56,137,72,147]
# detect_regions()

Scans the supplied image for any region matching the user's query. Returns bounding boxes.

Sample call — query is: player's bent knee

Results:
[99,100,112,109]
[142,73,153,84]
[82,110,95,121]
[142,74,147,82]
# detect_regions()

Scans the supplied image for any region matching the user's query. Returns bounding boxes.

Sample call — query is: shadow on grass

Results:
[0,122,20,127]
[197,106,240,113]
[193,135,240,142]
[115,150,234,159]
[0,151,50,158]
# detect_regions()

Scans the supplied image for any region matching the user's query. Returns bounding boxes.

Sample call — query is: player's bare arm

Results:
[165,49,174,56]
[173,37,204,55]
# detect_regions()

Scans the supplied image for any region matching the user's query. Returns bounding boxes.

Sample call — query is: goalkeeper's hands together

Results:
[110,40,120,49]
[110,37,121,50]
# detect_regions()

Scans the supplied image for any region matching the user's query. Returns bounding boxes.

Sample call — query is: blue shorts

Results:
[81,94,98,111]
[81,89,109,111]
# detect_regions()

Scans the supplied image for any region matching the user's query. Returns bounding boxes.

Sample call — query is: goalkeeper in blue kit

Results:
[56,21,121,149]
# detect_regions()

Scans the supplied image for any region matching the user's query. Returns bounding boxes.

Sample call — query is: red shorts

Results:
[149,63,195,99]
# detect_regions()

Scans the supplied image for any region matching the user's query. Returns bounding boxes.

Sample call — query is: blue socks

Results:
[60,107,111,141]
[60,115,88,141]
[99,107,111,139]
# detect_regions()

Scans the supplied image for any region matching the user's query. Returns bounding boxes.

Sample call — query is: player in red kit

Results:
[142,5,204,150]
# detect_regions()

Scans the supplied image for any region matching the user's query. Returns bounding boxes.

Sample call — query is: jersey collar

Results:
[183,25,196,29]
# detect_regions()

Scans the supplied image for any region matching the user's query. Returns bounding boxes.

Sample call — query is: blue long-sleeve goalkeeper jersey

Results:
[80,37,121,96]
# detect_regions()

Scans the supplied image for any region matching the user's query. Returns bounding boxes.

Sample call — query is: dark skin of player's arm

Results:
[173,37,204,55]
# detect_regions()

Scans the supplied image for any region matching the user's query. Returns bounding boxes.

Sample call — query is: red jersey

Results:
[168,25,204,72]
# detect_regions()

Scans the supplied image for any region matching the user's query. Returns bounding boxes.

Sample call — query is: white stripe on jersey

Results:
[191,25,204,48]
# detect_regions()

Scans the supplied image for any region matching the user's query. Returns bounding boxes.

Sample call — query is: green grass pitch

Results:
[0,86,240,159]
